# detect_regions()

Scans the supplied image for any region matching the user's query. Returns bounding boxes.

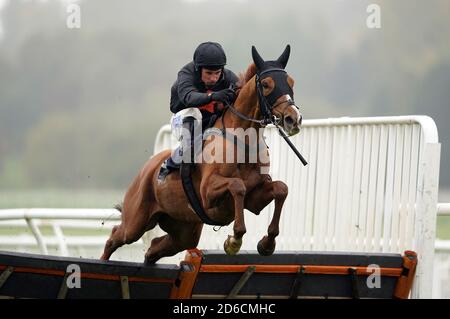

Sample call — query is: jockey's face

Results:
[201,68,222,88]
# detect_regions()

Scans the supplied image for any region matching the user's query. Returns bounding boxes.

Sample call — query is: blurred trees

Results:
[0,0,449,189]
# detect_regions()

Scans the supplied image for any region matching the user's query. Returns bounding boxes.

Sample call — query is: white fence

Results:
[0,209,146,261]
[0,115,448,298]
[152,115,445,299]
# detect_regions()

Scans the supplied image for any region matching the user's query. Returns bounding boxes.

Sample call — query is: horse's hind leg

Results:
[100,224,125,260]
[100,209,158,261]
[144,219,203,265]
[245,180,288,256]
[143,234,176,265]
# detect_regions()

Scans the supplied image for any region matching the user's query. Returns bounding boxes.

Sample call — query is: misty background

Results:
[0,0,449,204]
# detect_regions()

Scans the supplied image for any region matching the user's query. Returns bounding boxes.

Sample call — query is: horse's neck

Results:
[226,76,261,131]
[217,76,266,147]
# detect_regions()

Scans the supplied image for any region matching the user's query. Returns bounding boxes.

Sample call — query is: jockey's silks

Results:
[198,89,224,113]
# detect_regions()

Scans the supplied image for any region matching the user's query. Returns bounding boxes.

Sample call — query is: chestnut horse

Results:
[101,45,302,264]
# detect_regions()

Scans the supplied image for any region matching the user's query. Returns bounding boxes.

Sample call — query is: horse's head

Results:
[252,45,302,136]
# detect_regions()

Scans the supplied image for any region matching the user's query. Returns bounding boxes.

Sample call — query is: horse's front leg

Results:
[245,179,288,256]
[201,174,247,255]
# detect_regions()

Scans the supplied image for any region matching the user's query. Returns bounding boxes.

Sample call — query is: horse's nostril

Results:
[285,116,294,126]
[299,115,303,126]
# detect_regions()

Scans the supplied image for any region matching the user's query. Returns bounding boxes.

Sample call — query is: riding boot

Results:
[180,116,197,166]
[158,116,199,181]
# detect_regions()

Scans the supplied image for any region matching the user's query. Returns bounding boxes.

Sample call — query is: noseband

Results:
[255,68,299,123]
[225,68,299,126]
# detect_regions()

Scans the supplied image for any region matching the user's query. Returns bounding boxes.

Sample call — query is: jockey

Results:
[159,42,239,179]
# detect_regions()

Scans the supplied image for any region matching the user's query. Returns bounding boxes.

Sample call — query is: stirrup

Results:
[157,161,177,181]
[157,165,170,181]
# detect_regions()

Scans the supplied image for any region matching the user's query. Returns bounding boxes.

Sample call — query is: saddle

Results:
[157,112,226,226]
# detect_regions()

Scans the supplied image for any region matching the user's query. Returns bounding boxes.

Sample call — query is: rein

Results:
[224,104,271,126]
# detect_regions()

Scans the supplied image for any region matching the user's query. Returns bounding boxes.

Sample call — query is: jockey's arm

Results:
[177,69,212,110]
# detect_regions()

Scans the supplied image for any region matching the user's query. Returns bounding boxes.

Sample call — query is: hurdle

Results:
[0,250,178,299]
[0,249,417,299]
[172,249,417,299]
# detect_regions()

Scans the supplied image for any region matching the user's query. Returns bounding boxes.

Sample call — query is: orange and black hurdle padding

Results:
[0,249,417,299]
[172,249,418,299]
[0,250,180,299]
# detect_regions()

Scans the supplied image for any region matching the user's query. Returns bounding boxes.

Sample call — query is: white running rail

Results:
[0,208,146,260]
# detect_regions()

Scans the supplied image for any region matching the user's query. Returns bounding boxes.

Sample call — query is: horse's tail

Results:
[114,202,123,213]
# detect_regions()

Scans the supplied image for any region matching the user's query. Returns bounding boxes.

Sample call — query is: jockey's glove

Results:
[210,88,236,105]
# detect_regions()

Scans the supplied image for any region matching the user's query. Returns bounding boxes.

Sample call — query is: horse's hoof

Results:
[224,235,242,255]
[144,255,157,266]
[257,236,275,256]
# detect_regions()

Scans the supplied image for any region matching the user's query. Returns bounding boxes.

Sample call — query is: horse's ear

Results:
[277,44,291,69]
[252,46,264,71]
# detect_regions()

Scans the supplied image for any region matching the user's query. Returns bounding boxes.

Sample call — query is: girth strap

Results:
[180,163,227,226]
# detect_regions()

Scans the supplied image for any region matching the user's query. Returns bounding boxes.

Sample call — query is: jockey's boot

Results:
[158,116,197,181]
[180,116,197,166]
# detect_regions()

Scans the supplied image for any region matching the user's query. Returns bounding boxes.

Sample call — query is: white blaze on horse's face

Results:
[275,94,302,136]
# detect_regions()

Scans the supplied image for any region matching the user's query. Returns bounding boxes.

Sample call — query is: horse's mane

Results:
[239,63,257,86]
[235,63,257,97]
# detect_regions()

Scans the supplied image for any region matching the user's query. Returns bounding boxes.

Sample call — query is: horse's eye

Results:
[262,82,269,89]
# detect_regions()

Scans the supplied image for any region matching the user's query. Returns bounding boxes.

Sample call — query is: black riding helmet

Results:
[193,42,227,71]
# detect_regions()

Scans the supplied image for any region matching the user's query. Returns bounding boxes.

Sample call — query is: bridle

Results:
[225,68,300,127]
[221,67,308,166]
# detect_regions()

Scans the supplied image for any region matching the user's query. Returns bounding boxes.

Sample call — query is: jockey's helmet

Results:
[193,42,227,71]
